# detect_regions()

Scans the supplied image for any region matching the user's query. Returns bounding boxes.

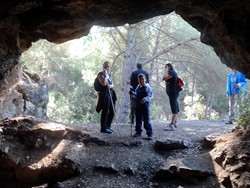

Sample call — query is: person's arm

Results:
[162,74,173,81]
[98,72,107,86]
[141,85,153,104]
[237,73,247,88]
[98,69,114,88]
[226,74,231,96]
[108,76,114,89]
[130,85,138,98]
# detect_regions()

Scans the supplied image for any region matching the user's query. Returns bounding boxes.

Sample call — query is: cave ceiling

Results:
[0,0,250,77]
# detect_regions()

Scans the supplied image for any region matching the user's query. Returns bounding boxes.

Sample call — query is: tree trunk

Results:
[191,74,196,106]
[204,86,215,120]
[117,24,136,123]
[204,89,211,119]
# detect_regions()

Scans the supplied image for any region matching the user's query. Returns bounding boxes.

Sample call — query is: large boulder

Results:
[0,65,48,119]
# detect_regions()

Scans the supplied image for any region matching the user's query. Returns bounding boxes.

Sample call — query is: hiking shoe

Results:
[169,123,175,131]
[173,122,177,128]
[100,129,112,134]
[163,123,175,131]
[225,121,233,124]
[107,128,114,132]
[148,135,153,140]
[133,133,141,137]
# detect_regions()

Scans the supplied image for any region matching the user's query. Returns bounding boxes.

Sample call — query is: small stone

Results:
[35,138,43,148]
[5,146,9,153]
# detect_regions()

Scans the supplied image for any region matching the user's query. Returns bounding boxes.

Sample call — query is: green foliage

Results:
[238,96,250,129]
[21,13,234,124]
[238,109,250,129]
[212,94,228,119]
[21,38,103,124]
[150,104,165,120]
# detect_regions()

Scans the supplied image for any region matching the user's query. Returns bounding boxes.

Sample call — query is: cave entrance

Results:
[2,11,249,188]
[21,12,234,125]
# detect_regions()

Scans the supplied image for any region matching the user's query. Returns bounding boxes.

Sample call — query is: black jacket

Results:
[96,88,117,113]
[130,69,149,91]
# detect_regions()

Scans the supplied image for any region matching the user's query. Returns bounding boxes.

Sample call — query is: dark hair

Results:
[138,73,146,78]
[137,63,142,69]
[166,63,174,70]
[103,61,110,69]
[231,65,238,70]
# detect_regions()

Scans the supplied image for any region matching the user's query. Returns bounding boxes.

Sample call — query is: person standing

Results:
[130,63,149,125]
[96,61,117,133]
[162,63,180,131]
[130,73,153,140]
[225,68,247,124]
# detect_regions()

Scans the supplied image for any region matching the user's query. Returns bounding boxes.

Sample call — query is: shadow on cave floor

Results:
[0,117,237,187]
[61,119,236,188]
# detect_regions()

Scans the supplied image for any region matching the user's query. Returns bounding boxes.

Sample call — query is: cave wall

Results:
[0,16,48,119]
[175,2,250,75]
[0,0,249,118]
[0,63,48,119]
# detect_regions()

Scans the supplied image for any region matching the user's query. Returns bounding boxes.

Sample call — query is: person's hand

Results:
[103,68,108,76]
[235,84,241,88]
[106,83,110,88]
[140,98,146,104]
[129,88,135,95]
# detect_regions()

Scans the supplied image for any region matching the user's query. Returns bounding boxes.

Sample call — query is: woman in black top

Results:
[162,63,179,130]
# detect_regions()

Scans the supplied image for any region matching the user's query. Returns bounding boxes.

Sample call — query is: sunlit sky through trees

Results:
[21,13,249,124]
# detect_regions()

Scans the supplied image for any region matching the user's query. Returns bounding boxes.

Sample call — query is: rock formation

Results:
[0,65,48,119]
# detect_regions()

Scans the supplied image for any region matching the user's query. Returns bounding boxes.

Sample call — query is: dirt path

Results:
[59,119,235,188]
[0,118,238,188]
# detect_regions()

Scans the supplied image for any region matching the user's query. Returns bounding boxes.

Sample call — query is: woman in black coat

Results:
[96,61,117,134]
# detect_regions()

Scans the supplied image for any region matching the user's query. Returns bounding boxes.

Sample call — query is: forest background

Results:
[21,13,250,124]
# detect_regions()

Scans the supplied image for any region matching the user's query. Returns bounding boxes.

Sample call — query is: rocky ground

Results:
[0,117,249,188]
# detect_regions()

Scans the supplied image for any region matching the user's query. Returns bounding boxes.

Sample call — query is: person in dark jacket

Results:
[96,61,117,134]
[130,73,153,140]
[162,63,180,131]
[130,63,149,125]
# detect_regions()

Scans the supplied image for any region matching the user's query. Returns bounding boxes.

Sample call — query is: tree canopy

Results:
[21,13,246,124]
